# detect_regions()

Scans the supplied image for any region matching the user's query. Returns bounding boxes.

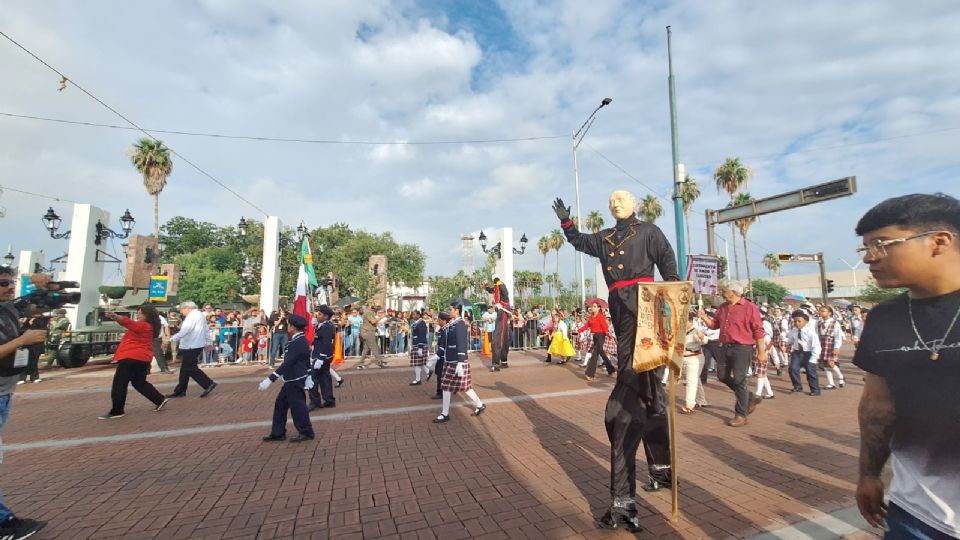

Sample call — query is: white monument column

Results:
[259,216,282,313]
[16,250,44,280]
[62,204,110,329]
[493,227,515,306]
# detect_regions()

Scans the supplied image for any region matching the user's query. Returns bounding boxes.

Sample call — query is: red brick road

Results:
[1,349,877,539]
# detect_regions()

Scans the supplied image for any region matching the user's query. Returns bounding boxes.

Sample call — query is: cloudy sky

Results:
[1,0,958,284]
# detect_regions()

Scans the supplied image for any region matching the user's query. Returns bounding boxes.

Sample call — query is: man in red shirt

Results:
[699,281,766,427]
[580,302,615,380]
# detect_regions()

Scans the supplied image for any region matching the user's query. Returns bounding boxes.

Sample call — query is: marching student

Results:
[433,302,485,423]
[580,302,615,380]
[546,311,575,365]
[428,312,451,399]
[787,310,822,395]
[259,314,315,442]
[408,309,430,385]
[755,307,776,400]
[817,306,846,389]
[308,306,336,410]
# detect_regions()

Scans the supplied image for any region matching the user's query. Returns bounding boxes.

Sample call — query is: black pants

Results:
[110,360,165,414]
[173,347,214,395]
[718,343,755,417]
[604,382,671,499]
[789,351,820,393]
[152,338,169,372]
[19,344,42,382]
[308,359,335,407]
[271,383,314,438]
[701,340,720,384]
[491,311,510,366]
[585,332,615,377]
[435,359,445,395]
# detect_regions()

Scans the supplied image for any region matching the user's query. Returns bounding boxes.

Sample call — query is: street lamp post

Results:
[572,97,612,308]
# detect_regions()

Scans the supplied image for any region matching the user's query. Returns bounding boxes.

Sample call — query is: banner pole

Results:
[669,363,680,522]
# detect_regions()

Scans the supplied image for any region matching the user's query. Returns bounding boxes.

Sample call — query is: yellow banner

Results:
[632,281,694,373]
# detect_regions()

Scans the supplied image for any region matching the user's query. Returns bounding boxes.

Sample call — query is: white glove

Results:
[304,375,315,390]
[314,358,324,370]
[426,354,439,371]
[258,378,272,392]
[455,363,464,377]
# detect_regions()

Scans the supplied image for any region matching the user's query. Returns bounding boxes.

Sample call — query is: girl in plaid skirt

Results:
[408,310,430,385]
[433,302,486,423]
[817,306,845,389]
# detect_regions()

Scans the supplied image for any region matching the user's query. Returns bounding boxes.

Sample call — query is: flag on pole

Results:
[293,232,319,344]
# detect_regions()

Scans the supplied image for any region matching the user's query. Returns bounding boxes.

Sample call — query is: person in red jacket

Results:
[99,305,168,419]
[580,302,616,380]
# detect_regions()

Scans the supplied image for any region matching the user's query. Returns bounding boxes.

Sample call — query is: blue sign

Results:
[148,276,169,303]
[20,276,37,297]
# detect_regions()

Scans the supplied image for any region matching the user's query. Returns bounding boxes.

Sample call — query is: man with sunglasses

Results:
[852,193,960,539]
[0,265,50,539]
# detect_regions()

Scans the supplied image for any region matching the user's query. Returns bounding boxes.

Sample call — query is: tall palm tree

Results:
[713,157,751,280]
[680,175,701,251]
[761,253,781,276]
[732,192,757,294]
[549,229,565,300]
[538,236,550,297]
[128,137,173,238]
[636,194,663,223]
[585,210,604,233]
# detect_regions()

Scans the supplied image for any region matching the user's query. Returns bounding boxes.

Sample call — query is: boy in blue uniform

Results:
[259,314,315,442]
[428,312,451,399]
[309,305,336,410]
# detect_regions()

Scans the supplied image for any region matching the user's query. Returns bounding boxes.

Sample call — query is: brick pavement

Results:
[0,348,879,539]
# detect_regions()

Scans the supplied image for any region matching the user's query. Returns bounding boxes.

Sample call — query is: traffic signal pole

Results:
[818,252,828,305]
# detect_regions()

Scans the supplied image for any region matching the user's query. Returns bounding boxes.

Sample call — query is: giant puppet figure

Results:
[553,191,679,533]
[482,274,511,370]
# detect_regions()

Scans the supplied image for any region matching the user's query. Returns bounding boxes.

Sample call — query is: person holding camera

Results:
[99,306,169,419]
[0,265,50,539]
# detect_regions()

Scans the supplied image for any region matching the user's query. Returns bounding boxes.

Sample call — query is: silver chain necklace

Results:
[907,295,960,361]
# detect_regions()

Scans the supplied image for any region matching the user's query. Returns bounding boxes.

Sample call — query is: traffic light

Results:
[777,253,793,262]
[826,279,835,293]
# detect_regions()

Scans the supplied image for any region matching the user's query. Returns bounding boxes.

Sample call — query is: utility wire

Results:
[0,30,269,216]
[0,111,567,146]
[0,184,80,204]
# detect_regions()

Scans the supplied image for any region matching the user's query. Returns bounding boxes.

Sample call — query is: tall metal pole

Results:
[817,252,828,305]
[573,134,586,308]
[667,26,688,279]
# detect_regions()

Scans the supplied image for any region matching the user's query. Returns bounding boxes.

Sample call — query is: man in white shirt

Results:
[786,310,821,396]
[167,301,217,398]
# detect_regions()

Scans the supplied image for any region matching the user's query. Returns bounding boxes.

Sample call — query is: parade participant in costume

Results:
[580,302,614,377]
[546,311,575,364]
[433,302,485,423]
[769,307,788,376]
[259,314,315,442]
[754,307,776,400]
[428,312,451,399]
[408,309,429,385]
[787,310,822,395]
[482,275,511,371]
[167,301,218,398]
[553,192,678,533]
[308,306,336,410]
[98,305,169,419]
[817,306,845,390]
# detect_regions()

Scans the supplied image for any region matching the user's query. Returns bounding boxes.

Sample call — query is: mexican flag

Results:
[292,234,319,344]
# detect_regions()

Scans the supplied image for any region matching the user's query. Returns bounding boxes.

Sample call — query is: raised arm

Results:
[553,197,605,258]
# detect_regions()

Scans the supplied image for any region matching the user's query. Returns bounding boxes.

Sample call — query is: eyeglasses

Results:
[0,280,14,287]
[856,230,950,259]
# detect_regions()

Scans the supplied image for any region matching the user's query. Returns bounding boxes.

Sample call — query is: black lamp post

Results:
[238,216,248,236]
[94,209,136,246]
[479,230,526,259]
[42,207,69,239]
[3,249,13,266]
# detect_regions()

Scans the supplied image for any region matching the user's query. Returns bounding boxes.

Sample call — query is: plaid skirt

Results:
[752,352,770,378]
[577,330,593,352]
[409,345,427,367]
[603,334,618,358]
[440,361,473,393]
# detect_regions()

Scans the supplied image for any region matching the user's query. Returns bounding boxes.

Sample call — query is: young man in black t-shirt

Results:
[852,193,960,539]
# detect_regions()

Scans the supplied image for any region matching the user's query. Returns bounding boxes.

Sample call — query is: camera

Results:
[13,281,81,311]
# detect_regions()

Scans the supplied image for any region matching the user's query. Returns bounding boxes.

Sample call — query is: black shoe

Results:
[289,434,314,443]
[471,404,486,416]
[166,392,186,398]
[410,380,422,386]
[262,434,285,442]
[490,366,500,372]
[642,478,669,492]
[0,517,47,540]
[322,402,336,408]
[97,412,125,420]
[762,395,775,400]
[597,510,643,533]
[308,403,323,411]
[200,382,218,397]
[432,414,450,423]
[426,371,433,381]
[336,378,344,387]
[377,362,388,368]
[501,364,508,368]
[791,388,804,393]
[809,391,821,396]
[154,398,169,411]
[431,392,442,399]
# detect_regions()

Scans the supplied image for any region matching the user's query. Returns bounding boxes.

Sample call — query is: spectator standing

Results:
[268,307,288,367]
[357,306,387,369]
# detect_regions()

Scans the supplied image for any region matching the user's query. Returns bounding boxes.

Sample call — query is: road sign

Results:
[793,253,820,262]
[712,176,856,225]
[148,275,169,303]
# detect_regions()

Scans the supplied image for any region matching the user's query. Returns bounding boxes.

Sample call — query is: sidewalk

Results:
[2,348,878,539]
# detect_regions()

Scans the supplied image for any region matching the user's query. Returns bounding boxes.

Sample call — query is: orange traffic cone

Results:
[333,331,344,368]
[481,331,492,357]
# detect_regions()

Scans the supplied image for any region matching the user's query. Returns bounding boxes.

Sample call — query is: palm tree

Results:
[585,210,605,233]
[636,194,663,223]
[549,229,565,300]
[680,175,701,251]
[537,236,550,297]
[761,253,781,276]
[128,137,173,238]
[713,157,751,280]
[732,192,757,294]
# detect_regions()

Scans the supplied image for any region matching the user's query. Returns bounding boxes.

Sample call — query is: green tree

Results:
[680,175,701,250]
[175,247,243,306]
[761,253,781,276]
[858,278,907,305]
[549,229,565,300]
[127,138,173,238]
[636,194,663,223]
[585,210,605,233]
[714,157,752,280]
[732,192,757,293]
[750,279,788,305]
[537,236,551,297]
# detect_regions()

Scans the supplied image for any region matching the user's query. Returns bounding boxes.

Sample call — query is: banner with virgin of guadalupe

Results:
[632,281,694,373]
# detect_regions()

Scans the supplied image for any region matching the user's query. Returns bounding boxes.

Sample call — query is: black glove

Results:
[552,198,571,221]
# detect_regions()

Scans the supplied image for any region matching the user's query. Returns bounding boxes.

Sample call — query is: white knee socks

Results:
[441,391,452,415]
[464,388,483,407]
[825,366,844,387]
[756,377,773,397]
[330,368,341,382]
[413,366,422,382]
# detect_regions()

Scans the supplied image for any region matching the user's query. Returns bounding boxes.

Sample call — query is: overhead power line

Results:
[0,184,80,204]
[0,111,567,146]
[0,30,269,216]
